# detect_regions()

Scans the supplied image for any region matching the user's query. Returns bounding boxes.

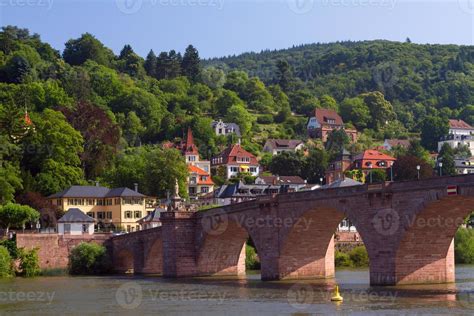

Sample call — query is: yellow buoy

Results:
[331,285,343,302]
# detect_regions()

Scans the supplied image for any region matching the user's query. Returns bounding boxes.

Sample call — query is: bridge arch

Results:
[196,214,254,276]
[115,248,134,273]
[141,239,163,275]
[394,195,474,284]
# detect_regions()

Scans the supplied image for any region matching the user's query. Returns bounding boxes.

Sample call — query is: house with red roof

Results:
[211,144,260,179]
[448,119,474,136]
[181,128,214,198]
[307,108,358,142]
[352,149,396,174]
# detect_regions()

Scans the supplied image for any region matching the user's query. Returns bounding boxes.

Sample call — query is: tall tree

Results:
[420,116,449,151]
[438,143,456,176]
[268,151,304,177]
[144,50,157,78]
[0,203,39,232]
[117,44,145,78]
[181,45,201,82]
[63,33,114,66]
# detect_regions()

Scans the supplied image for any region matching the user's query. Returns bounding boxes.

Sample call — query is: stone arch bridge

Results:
[109,175,474,286]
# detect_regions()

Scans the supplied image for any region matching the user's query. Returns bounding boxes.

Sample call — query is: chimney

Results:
[95,181,99,187]
[134,183,138,192]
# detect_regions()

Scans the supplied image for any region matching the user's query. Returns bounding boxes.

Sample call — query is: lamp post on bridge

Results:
[367,162,373,183]
[416,165,421,180]
[439,161,443,177]
[390,161,394,182]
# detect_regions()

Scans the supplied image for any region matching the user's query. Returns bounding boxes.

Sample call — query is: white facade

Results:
[307,117,320,130]
[263,142,304,156]
[449,127,474,136]
[58,222,94,235]
[227,165,259,179]
[438,136,474,157]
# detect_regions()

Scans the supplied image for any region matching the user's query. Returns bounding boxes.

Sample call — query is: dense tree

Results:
[181,45,201,82]
[225,104,254,137]
[392,155,433,181]
[275,60,294,92]
[0,135,22,204]
[360,91,395,130]
[438,143,456,176]
[63,33,114,66]
[340,97,371,129]
[325,129,350,159]
[420,116,449,151]
[268,152,304,177]
[144,50,157,78]
[117,44,145,78]
[0,203,39,232]
[302,147,329,183]
[214,89,244,117]
[200,67,226,89]
[61,101,121,179]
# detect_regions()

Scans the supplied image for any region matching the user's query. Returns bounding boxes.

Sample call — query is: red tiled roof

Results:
[183,127,199,155]
[188,165,214,185]
[315,108,343,126]
[449,119,473,130]
[188,165,208,175]
[354,150,396,162]
[213,144,259,166]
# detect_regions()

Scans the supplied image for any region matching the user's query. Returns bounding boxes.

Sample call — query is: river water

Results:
[0,266,473,315]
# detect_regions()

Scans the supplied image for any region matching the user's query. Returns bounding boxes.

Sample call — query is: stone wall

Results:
[16,233,111,270]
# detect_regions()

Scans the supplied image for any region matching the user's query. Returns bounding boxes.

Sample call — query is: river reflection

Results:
[0,266,472,315]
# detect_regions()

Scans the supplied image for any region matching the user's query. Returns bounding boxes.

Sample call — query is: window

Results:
[134,211,142,218]
[201,187,209,193]
[230,167,238,172]
[87,212,95,218]
[127,225,131,232]
[64,224,71,234]
[188,156,196,162]
[106,199,112,206]
[125,211,132,219]
[97,212,105,220]
[328,119,336,124]
[97,199,104,206]
[82,224,88,233]
[114,198,121,205]
[249,167,257,173]
[106,212,112,219]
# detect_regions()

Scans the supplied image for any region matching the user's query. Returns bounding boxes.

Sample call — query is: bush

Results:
[368,169,387,183]
[245,244,260,270]
[0,246,13,277]
[455,228,474,264]
[0,237,18,259]
[68,242,110,275]
[257,114,274,124]
[335,251,352,267]
[349,246,369,267]
[17,248,41,277]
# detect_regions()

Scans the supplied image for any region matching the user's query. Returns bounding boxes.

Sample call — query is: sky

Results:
[0,0,473,59]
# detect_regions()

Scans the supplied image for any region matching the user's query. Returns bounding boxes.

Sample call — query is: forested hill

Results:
[1,25,474,204]
[207,40,474,124]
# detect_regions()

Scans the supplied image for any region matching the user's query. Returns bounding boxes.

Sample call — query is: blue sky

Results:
[1,0,473,58]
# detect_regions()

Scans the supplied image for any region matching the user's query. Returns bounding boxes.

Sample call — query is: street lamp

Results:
[320,177,324,185]
[439,162,443,177]
[416,165,421,180]
[390,161,394,182]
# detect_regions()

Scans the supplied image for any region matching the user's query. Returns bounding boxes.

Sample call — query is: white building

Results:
[57,208,95,235]
[448,119,474,136]
[455,158,474,175]
[137,207,164,230]
[438,135,474,157]
[262,139,304,156]
[211,120,241,138]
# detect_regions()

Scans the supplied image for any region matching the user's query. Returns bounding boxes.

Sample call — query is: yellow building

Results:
[47,185,156,232]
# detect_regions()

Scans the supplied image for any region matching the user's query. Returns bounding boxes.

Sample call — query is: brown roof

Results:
[212,144,258,166]
[449,119,473,130]
[265,139,303,150]
[258,176,306,185]
[182,127,199,155]
[385,139,410,148]
[354,150,396,162]
[315,108,344,126]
